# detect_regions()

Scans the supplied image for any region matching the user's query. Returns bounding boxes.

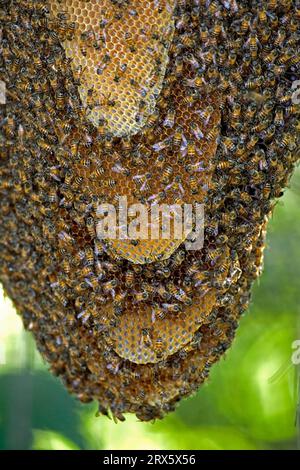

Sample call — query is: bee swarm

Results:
[0,0,299,421]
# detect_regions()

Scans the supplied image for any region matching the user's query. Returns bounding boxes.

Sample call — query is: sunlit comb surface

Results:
[0,0,299,420]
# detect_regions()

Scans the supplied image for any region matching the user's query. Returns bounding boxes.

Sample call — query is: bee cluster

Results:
[0,0,299,421]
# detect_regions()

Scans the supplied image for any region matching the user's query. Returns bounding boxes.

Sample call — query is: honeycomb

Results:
[49,0,176,137]
[1,0,299,421]
[111,286,217,364]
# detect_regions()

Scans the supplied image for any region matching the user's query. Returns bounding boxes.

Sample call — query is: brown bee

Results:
[153,337,165,359]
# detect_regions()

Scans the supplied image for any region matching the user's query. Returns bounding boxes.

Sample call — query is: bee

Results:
[38,140,52,153]
[268,0,277,8]
[244,102,257,121]
[206,127,219,142]
[258,9,267,23]
[208,0,218,15]
[269,11,279,27]
[245,134,258,151]
[153,337,164,359]
[233,142,245,157]
[278,48,293,65]
[119,136,131,153]
[4,116,15,138]
[190,123,204,141]
[33,56,43,70]
[55,292,68,307]
[181,33,194,49]
[140,328,152,348]
[134,290,148,302]
[252,119,269,133]
[263,124,276,141]
[162,165,173,182]
[74,282,88,295]
[199,25,208,43]
[212,20,222,38]
[86,217,95,237]
[103,279,117,293]
[262,47,278,66]
[162,303,181,314]
[262,183,271,199]
[55,90,65,109]
[87,274,100,291]
[84,247,94,266]
[187,141,196,159]
[228,51,237,66]
[206,248,221,263]
[156,284,169,300]
[146,109,159,128]
[280,133,294,149]
[260,26,272,43]
[273,26,286,47]
[283,150,293,165]
[241,12,252,33]
[198,105,213,125]
[248,169,264,184]
[221,210,236,226]
[138,281,154,297]
[230,69,243,85]
[259,100,274,120]
[166,282,178,298]
[60,259,71,275]
[222,136,235,153]
[231,102,241,120]
[48,187,58,204]
[189,175,198,194]
[163,108,175,128]
[286,104,300,116]
[247,32,259,59]
[103,179,116,189]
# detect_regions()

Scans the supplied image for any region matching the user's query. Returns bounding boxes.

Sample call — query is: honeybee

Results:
[187,141,196,159]
[153,336,164,359]
[86,217,95,237]
[134,290,148,302]
[222,136,235,153]
[280,132,294,149]
[48,187,58,204]
[199,25,208,43]
[33,56,42,70]
[84,247,94,266]
[257,8,267,23]
[162,303,181,314]
[181,33,194,49]
[206,127,219,142]
[104,278,118,291]
[247,32,259,59]
[163,108,175,128]
[140,328,152,348]
[189,175,198,194]
[228,51,237,66]
[263,124,276,141]
[61,259,71,275]
[198,105,213,125]
[162,165,173,182]
[240,11,252,32]
[208,0,218,15]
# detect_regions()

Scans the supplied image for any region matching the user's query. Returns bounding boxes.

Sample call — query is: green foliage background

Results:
[0,169,299,450]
